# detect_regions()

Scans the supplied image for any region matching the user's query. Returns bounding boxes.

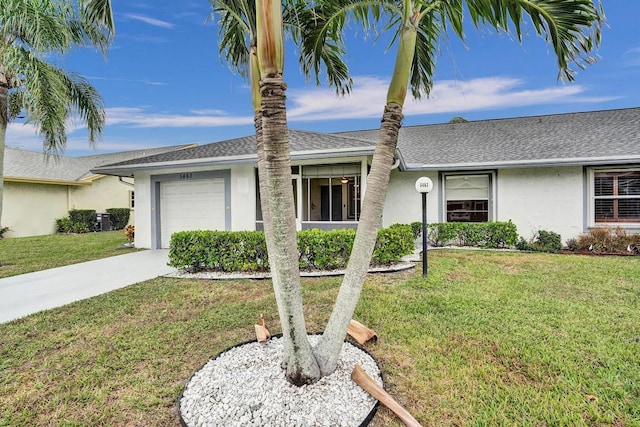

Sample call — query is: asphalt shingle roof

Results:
[93,130,376,171]
[339,107,640,169]
[91,107,640,175]
[5,145,193,182]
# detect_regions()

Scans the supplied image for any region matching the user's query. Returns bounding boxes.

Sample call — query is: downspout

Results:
[118,177,134,187]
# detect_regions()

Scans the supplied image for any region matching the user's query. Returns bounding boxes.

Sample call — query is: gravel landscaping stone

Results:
[180,335,382,426]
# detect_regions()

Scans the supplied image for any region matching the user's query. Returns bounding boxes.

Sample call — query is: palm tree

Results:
[302,0,604,376]
[211,0,603,385]
[211,0,352,385]
[0,0,115,229]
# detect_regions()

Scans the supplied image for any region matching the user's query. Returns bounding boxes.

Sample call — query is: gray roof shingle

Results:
[91,107,640,175]
[339,107,640,170]
[5,145,193,182]
[92,130,376,173]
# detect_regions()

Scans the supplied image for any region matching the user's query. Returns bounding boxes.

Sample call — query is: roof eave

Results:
[4,176,92,186]
[403,156,640,171]
[91,146,376,176]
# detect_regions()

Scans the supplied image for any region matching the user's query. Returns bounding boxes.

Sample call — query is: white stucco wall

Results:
[496,166,584,242]
[3,182,70,237]
[382,170,440,227]
[132,165,257,249]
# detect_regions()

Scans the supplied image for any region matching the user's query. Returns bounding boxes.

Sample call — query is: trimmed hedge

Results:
[427,221,518,248]
[56,209,96,233]
[106,208,131,230]
[168,225,414,273]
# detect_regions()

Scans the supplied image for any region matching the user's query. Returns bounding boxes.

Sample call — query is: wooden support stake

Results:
[347,319,377,345]
[254,314,270,343]
[351,364,422,427]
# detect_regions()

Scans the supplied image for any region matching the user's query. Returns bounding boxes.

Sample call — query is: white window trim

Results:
[440,171,497,223]
[587,166,640,228]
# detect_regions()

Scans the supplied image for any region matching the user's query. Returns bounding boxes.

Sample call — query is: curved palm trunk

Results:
[313,13,418,376]
[256,0,320,385]
[260,75,320,385]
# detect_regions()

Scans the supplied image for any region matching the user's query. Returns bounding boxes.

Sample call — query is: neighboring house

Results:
[92,108,640,249]
[2,145,194,237]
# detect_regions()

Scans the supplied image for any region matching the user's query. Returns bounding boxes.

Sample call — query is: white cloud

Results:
[93,76,616,131]
[286,75,617,121]
[124,13,176,29]
[104,107,254,128]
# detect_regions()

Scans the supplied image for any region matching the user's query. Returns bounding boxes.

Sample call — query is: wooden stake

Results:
[254,314,270,343]
[351,364,422,427]
[347,319,378,345]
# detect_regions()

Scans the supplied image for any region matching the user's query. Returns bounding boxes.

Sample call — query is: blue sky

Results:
[7,1,640,156]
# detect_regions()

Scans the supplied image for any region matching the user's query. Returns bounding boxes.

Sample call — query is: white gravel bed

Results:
[180,335,382,426]
[166,263,414,280]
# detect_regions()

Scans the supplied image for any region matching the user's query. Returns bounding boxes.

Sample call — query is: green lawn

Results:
[0,231,137,278]
[0,250,638,426]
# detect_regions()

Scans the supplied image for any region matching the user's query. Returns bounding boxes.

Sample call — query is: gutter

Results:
[4,176,91,186]
[402,155,640,171]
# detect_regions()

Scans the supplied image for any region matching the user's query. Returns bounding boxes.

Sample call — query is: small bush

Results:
[427,221,518,248]
[69,210,97,230]
[410,222,423,239]
[106,208,131,230]
[565,238,579,251]
[576,227,639,253]
[516,230,562,253]
[56,210,96,234]
[0,226,10,238]
[374,224,414,265]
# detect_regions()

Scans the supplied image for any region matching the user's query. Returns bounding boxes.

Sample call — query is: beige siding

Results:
[1,176,135,238]
[3,182,70,237]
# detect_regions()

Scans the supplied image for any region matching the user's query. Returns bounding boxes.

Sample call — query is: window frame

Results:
[441,171,495,223]
[589,167,640,225]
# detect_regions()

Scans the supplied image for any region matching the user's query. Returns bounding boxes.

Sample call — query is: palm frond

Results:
[6,45,104,153]
[465,0,603,81]
[210,0,256,77]
[295,0,396,95]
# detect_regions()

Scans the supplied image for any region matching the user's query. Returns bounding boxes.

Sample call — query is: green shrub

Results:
[168,225,415,273]
[410,222,423,239]
[426,221,518,248]
[106,208,131,230]
[374,224,414,265]
[169,230,269,273]
[55,216,90,234]
[516,230,562,253]
[298,228,355,270]
[69,209,96,230]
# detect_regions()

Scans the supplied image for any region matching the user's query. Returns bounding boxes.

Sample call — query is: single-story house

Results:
[92,107,640,249]
[2,144,193,237]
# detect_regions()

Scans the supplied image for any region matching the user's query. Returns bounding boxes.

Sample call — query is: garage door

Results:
[160,178,226,248]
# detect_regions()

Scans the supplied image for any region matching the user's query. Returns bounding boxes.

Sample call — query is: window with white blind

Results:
[593,170,640,223]
[444,174,491,222]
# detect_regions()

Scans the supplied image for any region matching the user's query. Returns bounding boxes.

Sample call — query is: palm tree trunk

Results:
[313,103,404,375]
[260,75,320,385]
[313,11,418,375]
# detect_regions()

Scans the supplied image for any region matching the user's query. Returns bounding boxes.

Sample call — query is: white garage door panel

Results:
[160,179,226,248]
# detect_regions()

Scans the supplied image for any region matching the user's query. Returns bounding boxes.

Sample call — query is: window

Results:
[444,174,490,222]
[594,170,640,223]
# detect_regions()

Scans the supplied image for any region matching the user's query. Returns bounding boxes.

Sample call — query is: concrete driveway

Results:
[0,250,175,324]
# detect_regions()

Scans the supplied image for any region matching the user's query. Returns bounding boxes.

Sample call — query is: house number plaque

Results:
[179,172,193,180]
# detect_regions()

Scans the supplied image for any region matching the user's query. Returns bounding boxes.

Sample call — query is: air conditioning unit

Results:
[96,213,112,231]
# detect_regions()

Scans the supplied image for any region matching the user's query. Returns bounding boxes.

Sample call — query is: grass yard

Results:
[0,231,137,278]
[0,250,638,426]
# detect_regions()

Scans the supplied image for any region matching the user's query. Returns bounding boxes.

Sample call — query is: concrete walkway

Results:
[0,250,175,324]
